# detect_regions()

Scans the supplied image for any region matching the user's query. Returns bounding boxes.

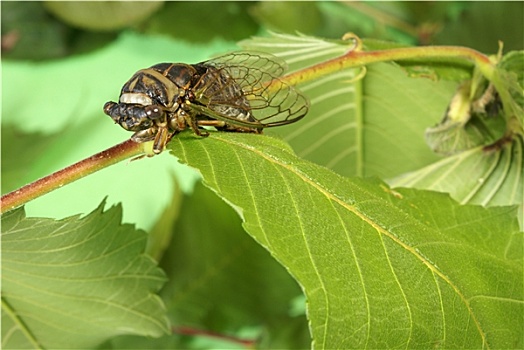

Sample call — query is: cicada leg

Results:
[196,120,226,128]
[196,120,262,134]
[131,127,157,143]
[153,126,169,154]
[180,109,209,137]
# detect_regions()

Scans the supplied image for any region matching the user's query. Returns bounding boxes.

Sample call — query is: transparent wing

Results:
[192,52,309,128]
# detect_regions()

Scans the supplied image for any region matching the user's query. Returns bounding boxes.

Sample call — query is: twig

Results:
[1,139,145,214]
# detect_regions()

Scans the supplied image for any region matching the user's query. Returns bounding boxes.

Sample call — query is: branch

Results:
[1,139,145,214]
[281,34,492,87]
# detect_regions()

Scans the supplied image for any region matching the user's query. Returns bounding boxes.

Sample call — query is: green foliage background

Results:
[2,2,523,349]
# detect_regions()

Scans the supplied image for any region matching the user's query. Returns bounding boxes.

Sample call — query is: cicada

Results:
[103,52,309,154]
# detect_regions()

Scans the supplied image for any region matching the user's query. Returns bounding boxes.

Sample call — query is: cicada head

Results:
[104,65,178,133]
[103,101,164,132]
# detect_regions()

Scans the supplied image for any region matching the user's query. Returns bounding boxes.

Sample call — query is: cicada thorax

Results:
[120,63,199,108]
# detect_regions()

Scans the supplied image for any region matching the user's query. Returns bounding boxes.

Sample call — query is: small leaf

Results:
[1,203,169,349]
[424,79,506,155]
[167,131,522,349]
[389,134,524,229]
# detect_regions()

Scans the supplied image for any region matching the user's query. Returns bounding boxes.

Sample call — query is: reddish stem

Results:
[282,44,491,87]
[1,139,144,214]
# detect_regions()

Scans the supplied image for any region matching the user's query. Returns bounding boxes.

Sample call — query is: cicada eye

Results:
[103,101,117,116]
[144,105,163,120]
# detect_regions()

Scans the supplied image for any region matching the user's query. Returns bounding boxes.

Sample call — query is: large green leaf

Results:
[167,131,522,349]
[1,203,169,349]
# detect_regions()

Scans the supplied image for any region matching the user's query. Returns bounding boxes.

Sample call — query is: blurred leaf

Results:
[145,177,183,262]
[250,2,323,35]
[166,131,522,349]
[68,30,119,56]
[1,2,71,59]
[1,126,62,193]
[434,2,524,52]
[43,1,164,31]
[1,203,169,349]
[146,2,258,43]
[398,1,464,24]
[315,2,417,44]
[502,51,524,87]
[499,51,524,128]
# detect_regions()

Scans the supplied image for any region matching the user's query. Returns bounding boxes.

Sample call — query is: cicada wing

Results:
[244,76,309,127]
[193,52,309,128]
[188,103,263,129]
[201,51,287,78]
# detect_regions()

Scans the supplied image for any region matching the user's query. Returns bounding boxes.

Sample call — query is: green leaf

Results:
[167,131,522,349]
[1,203,169,349]
[389,135,524,229]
